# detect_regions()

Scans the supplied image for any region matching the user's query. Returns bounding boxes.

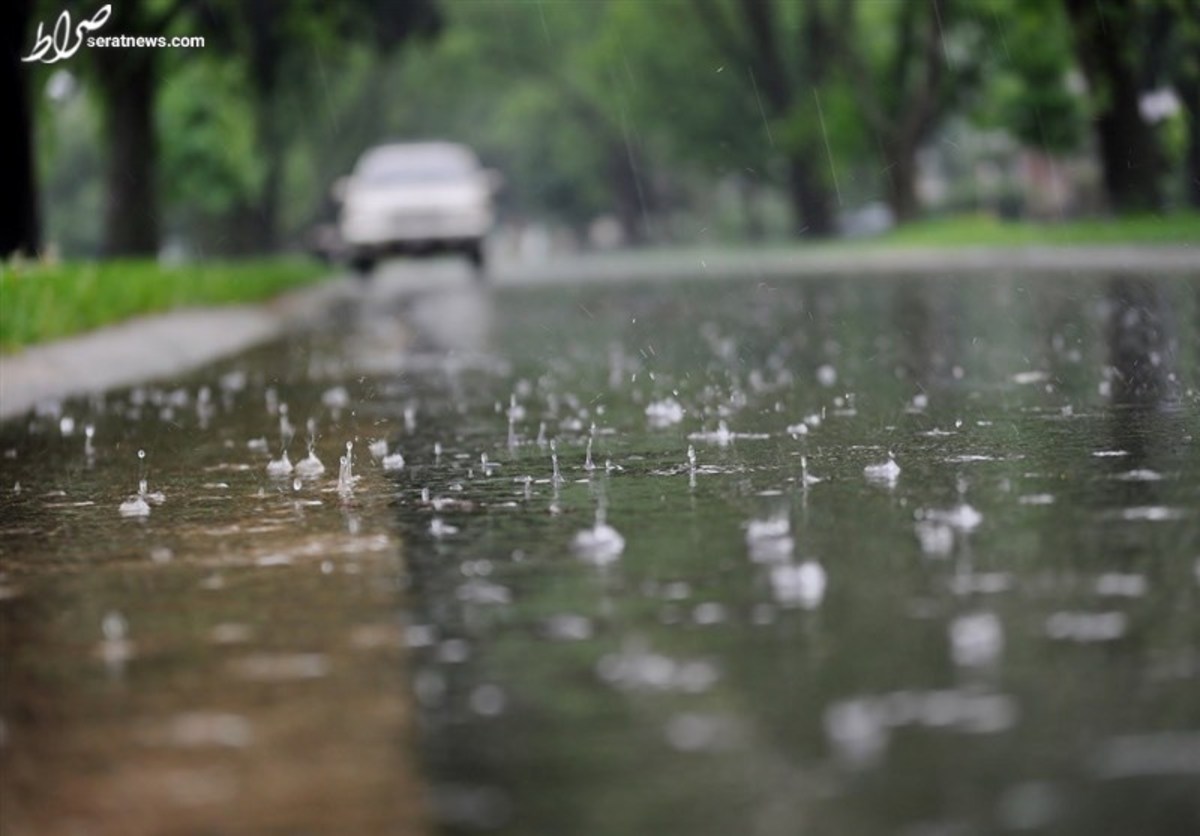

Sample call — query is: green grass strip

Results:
[0,258,327,352]
[872,212,1200,248]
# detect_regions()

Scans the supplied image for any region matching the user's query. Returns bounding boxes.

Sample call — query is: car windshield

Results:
[356,147,475,185]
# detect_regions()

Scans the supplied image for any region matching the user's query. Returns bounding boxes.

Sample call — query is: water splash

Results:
[770,560,826,609]
[550,439,563,486]
[572,503,625,565]
[98,610,134,671]
[118,449,163,517]
[278,402,294,447]
[950,612,1004,667]
[430,517,459,538]
[688,420,768,446]
[118,494,151,518]
[383,447,406,471]
[800,455,822,486]
[295,419,326,479]
[745,515,794,563]
[337,441,355,494]
[864,451,901,486]
[266,450,293,477]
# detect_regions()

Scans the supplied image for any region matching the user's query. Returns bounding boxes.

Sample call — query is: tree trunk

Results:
[1180,74,1200,210]
[247,0,283,251]
[607,139,650,246]
[885,143,920,223]
[787,157,835,237]
[95,52,160,256]
[250,103,283,251]
[735,176,765,241]
[1063,0,1163,213]
[0,0,41,257]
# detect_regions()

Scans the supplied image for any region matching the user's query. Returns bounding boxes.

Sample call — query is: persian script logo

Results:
[22,4,113,64]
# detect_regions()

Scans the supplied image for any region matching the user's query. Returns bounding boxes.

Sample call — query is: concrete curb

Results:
[0,275,354,421]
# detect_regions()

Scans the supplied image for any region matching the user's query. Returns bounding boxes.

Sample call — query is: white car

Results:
[336,142,498,276]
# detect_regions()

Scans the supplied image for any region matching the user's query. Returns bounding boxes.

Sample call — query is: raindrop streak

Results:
[812,87,842,207]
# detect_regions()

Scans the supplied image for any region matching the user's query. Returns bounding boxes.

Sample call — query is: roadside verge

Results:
[0,275,351,420]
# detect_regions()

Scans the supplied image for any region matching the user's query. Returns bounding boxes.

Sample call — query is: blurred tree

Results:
[691,0,840,236]
[1156,0,1199,208]
[74,0,438,257]
[88,0,194,256]
[839,0,989,222]
[1062,0,1165,212]
[425,0,659,243]
[603,2,779,239]
[977,0,1084,155]
[0,0,41,257]
[194,0,440,251]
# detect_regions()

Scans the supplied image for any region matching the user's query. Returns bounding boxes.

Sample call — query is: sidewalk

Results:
[0,275,355,420]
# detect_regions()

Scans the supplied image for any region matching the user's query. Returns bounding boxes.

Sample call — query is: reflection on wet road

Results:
[2,265,1198,835]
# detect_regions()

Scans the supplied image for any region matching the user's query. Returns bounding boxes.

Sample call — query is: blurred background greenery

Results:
[3,0,1199,262]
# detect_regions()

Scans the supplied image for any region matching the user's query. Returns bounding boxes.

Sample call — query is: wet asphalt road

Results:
[2,256,1199,835]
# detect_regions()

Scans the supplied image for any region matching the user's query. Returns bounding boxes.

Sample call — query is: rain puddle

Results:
[2,270,1198,835]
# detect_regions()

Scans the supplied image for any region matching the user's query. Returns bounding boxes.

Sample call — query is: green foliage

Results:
[975,0,1085,152]
[159,60,263,216]
[32,0,1200,257]
[36,77,105,256]
[0,258,325,351]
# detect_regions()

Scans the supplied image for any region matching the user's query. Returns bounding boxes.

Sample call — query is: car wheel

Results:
[350,254,375,278]
[465,241,486,279]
